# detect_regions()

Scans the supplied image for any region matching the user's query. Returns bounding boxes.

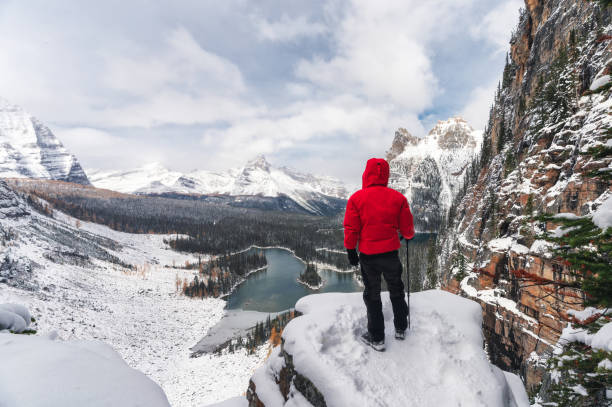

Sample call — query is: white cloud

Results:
[0,0,522,182]
[294,0,478,111]
[96,27,256,127]
[460,82,497,129]
[104,27,246,97]
[254,14,328,42]
[199,95,425,174]
[470,0,523,54]
[54,127,144,169]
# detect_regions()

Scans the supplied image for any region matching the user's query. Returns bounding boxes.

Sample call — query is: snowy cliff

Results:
[88,155,347,215]
[387,117,482,232]
[0,99,89,185]
[438,0,612,394]
[244,290,529,407]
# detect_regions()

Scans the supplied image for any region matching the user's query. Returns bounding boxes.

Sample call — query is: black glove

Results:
[347,249,359,266]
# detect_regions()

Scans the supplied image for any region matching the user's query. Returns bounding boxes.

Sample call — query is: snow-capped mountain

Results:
[0,99,89,185]
[388,117,482,232]
[88,155,348,215]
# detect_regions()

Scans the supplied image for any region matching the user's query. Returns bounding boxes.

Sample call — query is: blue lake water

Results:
[225,233,435,313]
[225,248,361,312]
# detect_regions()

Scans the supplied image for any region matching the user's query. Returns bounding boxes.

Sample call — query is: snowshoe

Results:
[360,332,385,352]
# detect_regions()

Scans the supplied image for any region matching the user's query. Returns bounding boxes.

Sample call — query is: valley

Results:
[0,173,439,406]
[2,1,611,404]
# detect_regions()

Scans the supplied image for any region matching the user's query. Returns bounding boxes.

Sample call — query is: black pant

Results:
[360,250,408,342]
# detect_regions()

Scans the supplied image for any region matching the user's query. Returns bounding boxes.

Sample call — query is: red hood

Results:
[362,158,389,188]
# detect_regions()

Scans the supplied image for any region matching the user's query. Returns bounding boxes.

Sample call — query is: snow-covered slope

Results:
[0,331,170,407]
[0,98,89,185]
[88,155,347,215]
[388,117,482,231]
[245,290,529,407]
[87,162,207,195]
[0,181,266,406]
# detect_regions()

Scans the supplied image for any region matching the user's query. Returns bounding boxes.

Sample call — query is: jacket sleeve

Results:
[343,197,361,249]
[399,198,415,240]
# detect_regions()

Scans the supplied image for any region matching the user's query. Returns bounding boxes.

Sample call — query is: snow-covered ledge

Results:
[0,331,170,406]
[246,290,529,407]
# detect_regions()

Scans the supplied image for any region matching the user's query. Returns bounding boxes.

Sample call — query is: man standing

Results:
[343,158,415,351]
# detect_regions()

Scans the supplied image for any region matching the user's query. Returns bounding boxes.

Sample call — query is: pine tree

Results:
[487,188,498,238]
[454,252,468,282]
[409,244,424,293]
[580,128,612,181]
[424,237,438,289]
[535,212,611,405]
[497,114,506,154]
[537,214,611,308]
[502,53,514,89]
[531,123,611,404]
[592,0,612,7]
[524,194,534,217]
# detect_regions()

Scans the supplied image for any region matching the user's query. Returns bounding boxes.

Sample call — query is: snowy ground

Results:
[0,200,268,406]
[0,332,171,406]
[251,290,529,407]
[193,309,280,354]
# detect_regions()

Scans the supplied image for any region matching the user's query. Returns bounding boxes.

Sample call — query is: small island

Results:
[298,263,323,290]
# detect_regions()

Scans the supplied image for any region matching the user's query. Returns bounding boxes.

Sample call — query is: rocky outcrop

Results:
[439,0,612,394]
[388,117,482,232]
[385,128,419,161]
[247,343,326,407]
[245,291,529,407]
[0,99,90,185]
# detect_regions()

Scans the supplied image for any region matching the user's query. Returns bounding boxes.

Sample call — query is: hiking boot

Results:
[395,329,406,340]
[360,332,385,352]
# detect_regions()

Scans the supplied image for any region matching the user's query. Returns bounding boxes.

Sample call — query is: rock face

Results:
[245,291,529,407]
[387,117,482,232]
[247,345,326,407]
[89,155,348,216]
[385,128,419,161]
[0,99,89,185]
[438,0,612,394]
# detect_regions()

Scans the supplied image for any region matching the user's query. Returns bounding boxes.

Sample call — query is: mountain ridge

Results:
[88,155,348,216]
[387,116,483,232]
[0,98,90,185]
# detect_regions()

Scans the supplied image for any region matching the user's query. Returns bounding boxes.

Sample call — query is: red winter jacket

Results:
[343,158,415,255]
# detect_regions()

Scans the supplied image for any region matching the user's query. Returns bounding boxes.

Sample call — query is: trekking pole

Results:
[405,239,410,330]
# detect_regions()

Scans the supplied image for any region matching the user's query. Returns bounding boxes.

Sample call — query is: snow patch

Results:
[592,194,612,230]
[589,74,611,91]
[567,307,606,323]
[558,321,612,353]
[0,303,31,332]
[0,332,170,406]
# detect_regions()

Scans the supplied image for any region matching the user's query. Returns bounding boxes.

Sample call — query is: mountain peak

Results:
[386,128,419,161]
[140,162,168,172]
[245,154,271,171]
[88,154,348,214]
[0,98,90,185]
[427,117,478,149]
[0,97,17,111]
[387,117,481,231]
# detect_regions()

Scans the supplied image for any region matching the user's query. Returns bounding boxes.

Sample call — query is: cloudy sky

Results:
[0,0,522,183]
